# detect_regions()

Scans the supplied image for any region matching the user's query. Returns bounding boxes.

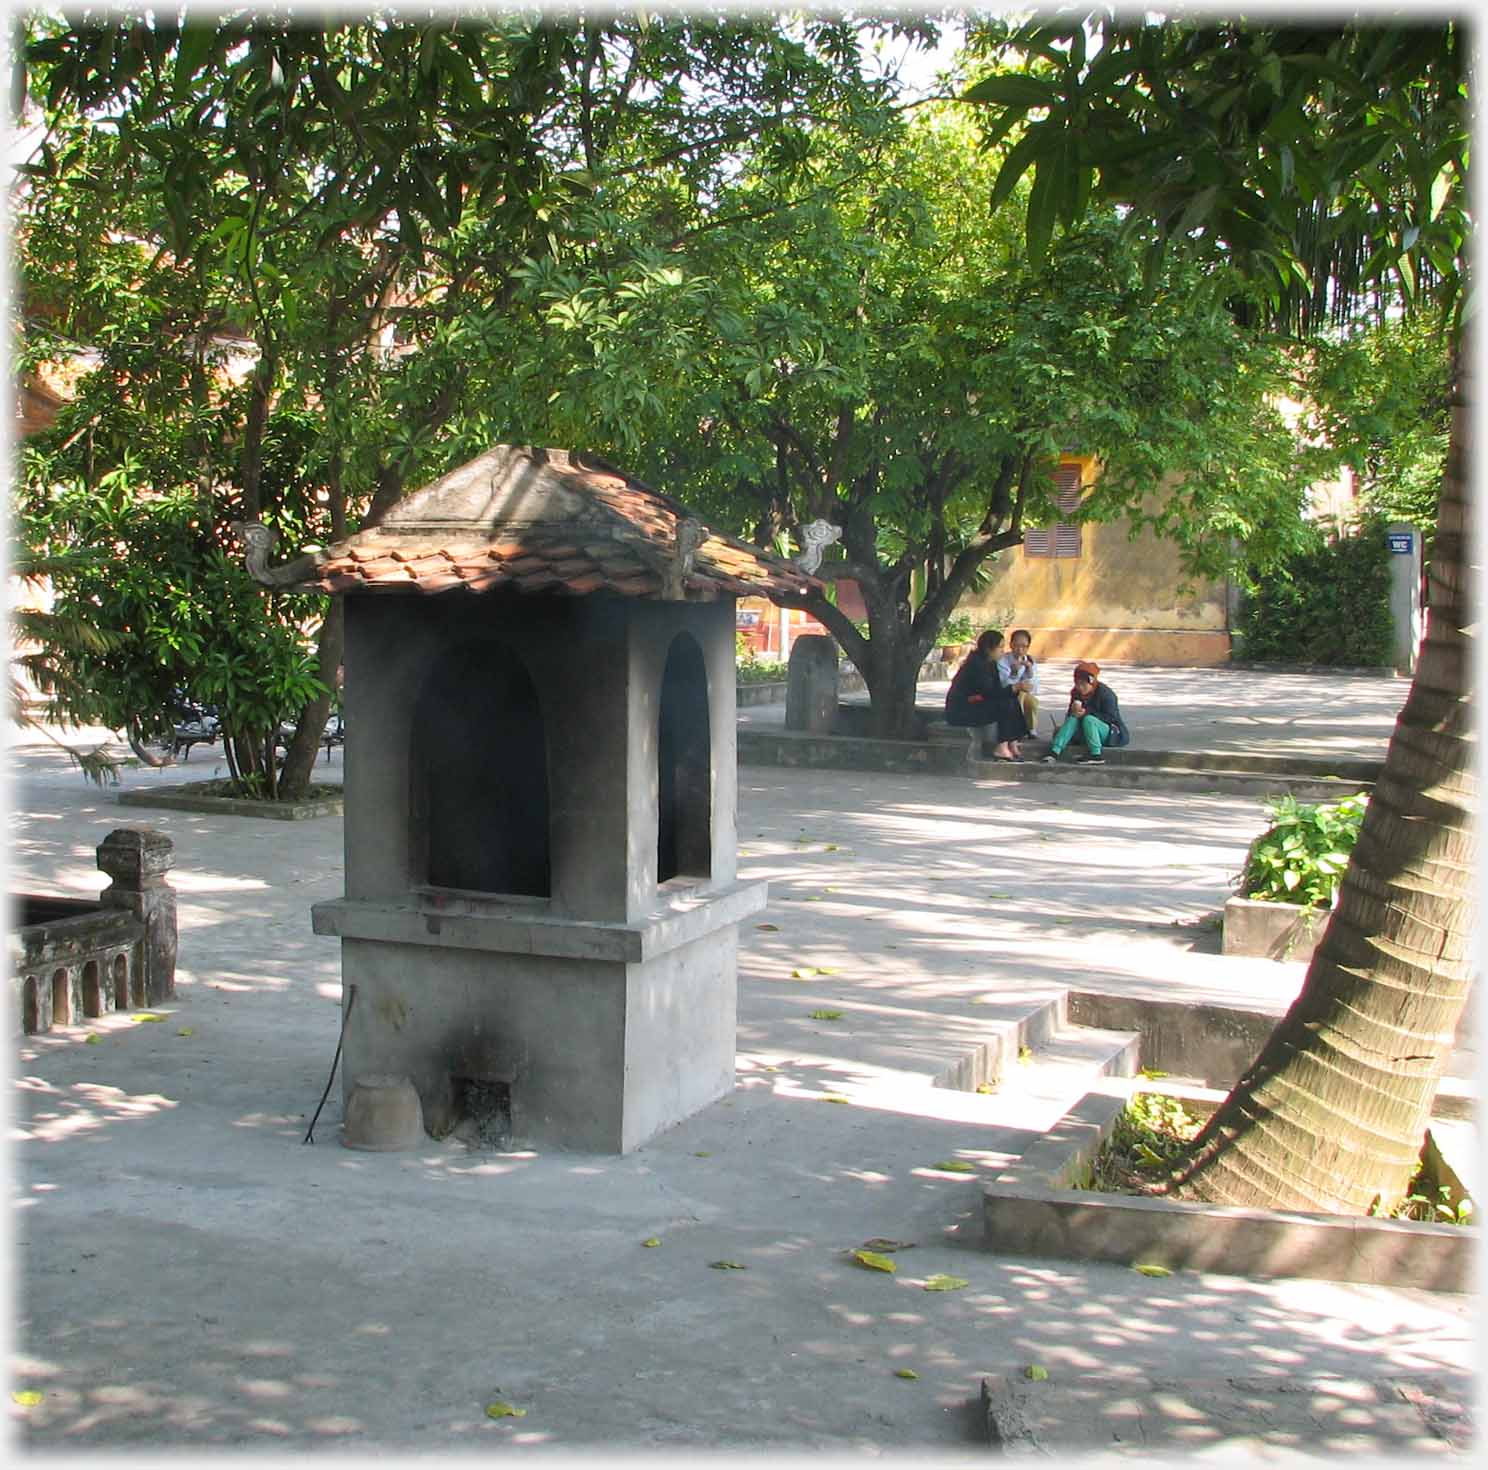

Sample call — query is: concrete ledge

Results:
[1065,989,1475,1121]
[736,681,787,706]
[312,878,768,963]
[118,782,343,820]
[1223,894,1329,961]
[982,1090,1477,1292]
[982,1370,1470,1456]
[738,727,964,774]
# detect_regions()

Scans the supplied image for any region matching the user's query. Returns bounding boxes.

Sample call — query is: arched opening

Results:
[49,970,69,1027]
[81,960,101,1018]
[113,954,130,1010]
[23,977,40,1034]
[657,632,712,883]
[129,953,146,1007]
[412,640,550,897]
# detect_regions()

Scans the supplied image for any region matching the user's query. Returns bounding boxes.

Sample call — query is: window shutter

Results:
[1023,465,1084,559]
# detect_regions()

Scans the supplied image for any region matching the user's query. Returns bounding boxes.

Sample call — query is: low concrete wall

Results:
[981,1089,1476,1292]
[1223,895,1330,962]
[736,682,787,707]
[1066,991,1281,1089]
[119,783,343,820]
[737,727,964,775]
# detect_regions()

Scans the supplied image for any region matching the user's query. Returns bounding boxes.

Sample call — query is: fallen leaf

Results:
[132,1012,168,1022]
[791,967,819,979]
[850,1249,897,1273]
[987,891,1014,899]
[809,1009,843,1021]
[1024,1364,1049,1381]
[824,844,841,852]
[1139,1067,1168,1080]
[923,1274,969,1292]
[485,1401,526,1419]
[693,1151,712,1158]
[641,1237,661,1248]
[84,1033,101,1045]
[12,1389,43,1406]
[756,923,780,931]
[1134,1263,1172,1277]
[860,1238,916,1252]
[822,1094,850,1104]
[177,1027,194,1037]
[894,1368,919,1380]
[709,1260,747,1270]
[928,1159,975,1173]
[975,1083,995,1094]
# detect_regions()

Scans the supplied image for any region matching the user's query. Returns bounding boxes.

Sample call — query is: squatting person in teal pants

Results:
[1042,661,1129,764]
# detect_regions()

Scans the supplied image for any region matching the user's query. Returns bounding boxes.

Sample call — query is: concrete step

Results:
[971,758,1372,801]
[985,1024,1143,1108]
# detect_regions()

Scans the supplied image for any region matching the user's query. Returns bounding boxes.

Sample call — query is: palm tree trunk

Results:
[1167,330,1476,1215]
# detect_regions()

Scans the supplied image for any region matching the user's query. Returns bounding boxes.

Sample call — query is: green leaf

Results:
[12,1389,44,1406]
[928,1159,975,1173]
[484,1400,526,1418]
[895,1367,919,1380]
[822,1094,851,1104]
[989,128,1047,213]
[809,1009,844,1020]
[709,1260,748,1270]
[961,74,1061,110]
[1024,1364,1049,1381]
[132,1011,168,1022]
[1133,1263,1172,1277]
[850,1249,897,1273]
[84,1033,101,1044]
[641,1237,661,1247]
[923,1274,969,1291]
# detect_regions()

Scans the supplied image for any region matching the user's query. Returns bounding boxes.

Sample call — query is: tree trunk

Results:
[861,631,924,741]
[278,602,344,800]
[1167,332,1475,1215]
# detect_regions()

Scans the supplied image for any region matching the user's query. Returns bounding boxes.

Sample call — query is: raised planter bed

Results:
[1222,894,1329,962]
[981,1087,1475,1292]
[118,781,343,821]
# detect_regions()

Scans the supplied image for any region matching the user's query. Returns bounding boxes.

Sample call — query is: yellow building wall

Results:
[961,460,1232,666]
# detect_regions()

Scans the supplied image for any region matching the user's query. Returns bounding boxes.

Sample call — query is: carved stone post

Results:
[785,634,840,734]
[96,828,177,1004]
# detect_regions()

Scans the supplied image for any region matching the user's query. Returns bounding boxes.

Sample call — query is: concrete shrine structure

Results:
[248,446,817,1153]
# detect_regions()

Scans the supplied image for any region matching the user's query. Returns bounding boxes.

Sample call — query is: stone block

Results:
[784,634,839,733]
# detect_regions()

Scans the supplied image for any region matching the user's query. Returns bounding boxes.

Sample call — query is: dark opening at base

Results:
[452,1074,513,1150]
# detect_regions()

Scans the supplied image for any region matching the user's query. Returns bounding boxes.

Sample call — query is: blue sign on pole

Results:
[1387,532,1413,555]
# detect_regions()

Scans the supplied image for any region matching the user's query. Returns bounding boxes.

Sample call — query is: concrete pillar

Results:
[1385,522,1423,674]
[96,828,177,1004]
[785,634,840,733]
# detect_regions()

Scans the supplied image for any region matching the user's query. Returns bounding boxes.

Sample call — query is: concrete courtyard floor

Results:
[7,666,1478,1461]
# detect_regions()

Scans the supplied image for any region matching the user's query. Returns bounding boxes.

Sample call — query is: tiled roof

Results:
[297,446,820,603]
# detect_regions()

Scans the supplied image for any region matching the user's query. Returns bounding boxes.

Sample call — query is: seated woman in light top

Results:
[996,628,1040,732]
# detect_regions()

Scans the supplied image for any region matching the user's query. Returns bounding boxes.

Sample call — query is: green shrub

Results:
[939,613,978,644]
[735,656,788,684]
[1239,792,1368,908]
[1077,1091,1203,1194]
[1235,524,1393,665]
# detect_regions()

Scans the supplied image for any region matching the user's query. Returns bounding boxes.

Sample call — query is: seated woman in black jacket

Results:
[944,629,1029,760]
[1043,660,1130,764]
